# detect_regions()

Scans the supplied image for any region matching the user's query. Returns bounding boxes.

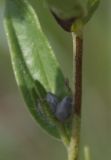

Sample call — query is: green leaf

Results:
[45,0,100,34]
[84,0,100,23]
[45,0,88,19]
[71,0,100,35]
[4,0,71,139]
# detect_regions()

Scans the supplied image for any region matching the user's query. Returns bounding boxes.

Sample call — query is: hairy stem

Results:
[68,33,83,160]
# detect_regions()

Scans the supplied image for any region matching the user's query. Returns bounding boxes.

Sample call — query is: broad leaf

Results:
[4,0,70,139]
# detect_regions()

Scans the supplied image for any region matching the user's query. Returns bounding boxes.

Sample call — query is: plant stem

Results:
[68,33,83,160]
[74,34,83,116]
[68,115,81,160]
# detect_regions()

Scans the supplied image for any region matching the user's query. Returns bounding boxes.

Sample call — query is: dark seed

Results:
[46,92,59,113]
[55,96,73,122]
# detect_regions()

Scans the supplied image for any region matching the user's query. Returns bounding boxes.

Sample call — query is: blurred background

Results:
[0,0,111,160]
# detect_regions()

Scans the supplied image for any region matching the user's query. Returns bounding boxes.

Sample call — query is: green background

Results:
[0,0,111,160]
